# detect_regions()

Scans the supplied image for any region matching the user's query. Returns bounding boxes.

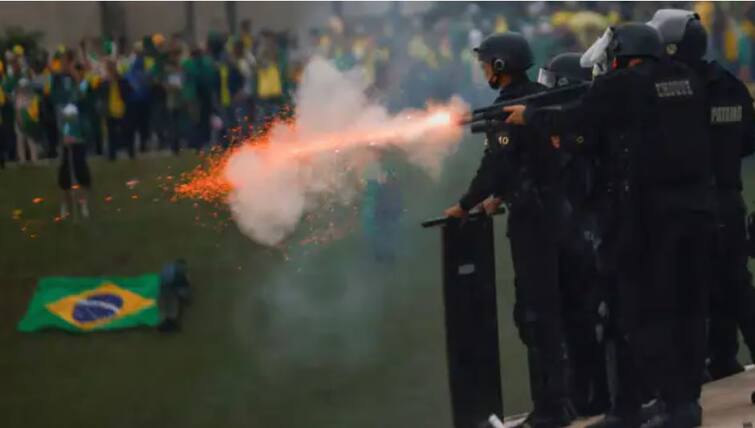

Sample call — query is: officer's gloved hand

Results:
[444,203,467,219]
[482,196,504,215]
[503,105,527,125]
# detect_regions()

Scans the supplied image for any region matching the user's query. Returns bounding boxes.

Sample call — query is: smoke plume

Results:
[224,56,466,246]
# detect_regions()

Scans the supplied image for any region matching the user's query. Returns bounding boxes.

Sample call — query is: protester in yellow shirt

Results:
[254,49,284,126]
[103,60,133,160]
[256,61,282,100]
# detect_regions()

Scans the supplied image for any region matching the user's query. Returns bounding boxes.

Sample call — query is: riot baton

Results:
[422,207,506,428]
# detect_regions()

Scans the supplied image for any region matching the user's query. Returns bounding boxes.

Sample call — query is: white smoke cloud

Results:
[224,56,466,246]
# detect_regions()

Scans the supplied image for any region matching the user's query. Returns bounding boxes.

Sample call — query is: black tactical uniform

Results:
[537,53,610,417]
[459,33,577,427]
[701,60,755,377]
[525,23,715,428]
[649,10,755,379]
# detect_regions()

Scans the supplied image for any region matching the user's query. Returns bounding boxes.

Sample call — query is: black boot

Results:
[639,399,666,422]
[640,402,701,428]
[516,346,576,428]
[707,357,745,381]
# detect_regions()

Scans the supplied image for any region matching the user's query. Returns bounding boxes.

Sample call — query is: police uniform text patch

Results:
[710,105,742,124]
[655,80,693,98]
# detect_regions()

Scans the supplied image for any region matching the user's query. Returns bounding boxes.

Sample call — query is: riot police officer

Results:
[505,23,715,428]
[648,8,755,381]
[445,33,577,427]
[537,53,611,418]
[537,53,593,90]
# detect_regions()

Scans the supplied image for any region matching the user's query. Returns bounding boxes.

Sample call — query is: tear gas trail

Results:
[176,56,467,246]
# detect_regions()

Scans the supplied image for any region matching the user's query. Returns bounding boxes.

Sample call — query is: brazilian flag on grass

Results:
[18,275,160,333]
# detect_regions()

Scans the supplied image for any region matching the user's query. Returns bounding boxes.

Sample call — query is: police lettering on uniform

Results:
[445,32,579,428]
[649,9,755,383]
[505,23,715,428]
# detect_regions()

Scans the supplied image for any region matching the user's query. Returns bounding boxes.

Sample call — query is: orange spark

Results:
[174,148,235,202]
[32,197,44,204]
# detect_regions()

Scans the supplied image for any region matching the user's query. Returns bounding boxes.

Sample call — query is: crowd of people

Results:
[0,3,745,166]
[0,21,291,168]
[1,2,754,425]
[1,2,753,171]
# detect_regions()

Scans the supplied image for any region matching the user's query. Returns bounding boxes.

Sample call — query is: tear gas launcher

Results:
[461,82,591,134]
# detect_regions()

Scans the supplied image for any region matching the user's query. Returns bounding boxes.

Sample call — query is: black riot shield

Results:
[422,210,504,428]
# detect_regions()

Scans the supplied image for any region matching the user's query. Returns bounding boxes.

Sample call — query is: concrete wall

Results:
[124,2,186,41]
[235,2,333,32]
[0,2,102,50]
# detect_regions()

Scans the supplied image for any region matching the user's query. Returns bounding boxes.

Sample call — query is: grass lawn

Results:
[0,145,752,428]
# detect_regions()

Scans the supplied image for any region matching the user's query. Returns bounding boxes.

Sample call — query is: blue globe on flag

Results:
[72,294,124,323]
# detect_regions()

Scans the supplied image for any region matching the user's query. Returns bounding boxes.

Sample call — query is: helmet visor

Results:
[537,68,557,88]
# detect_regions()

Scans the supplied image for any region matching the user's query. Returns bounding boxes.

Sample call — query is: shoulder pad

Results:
[708,61,752,99]
[707,60,738,83]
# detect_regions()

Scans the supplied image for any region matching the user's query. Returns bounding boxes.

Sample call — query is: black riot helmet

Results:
[538,52,592,88]
[648,9,707,61]
[607,23,663,65]
[474,32,533,88]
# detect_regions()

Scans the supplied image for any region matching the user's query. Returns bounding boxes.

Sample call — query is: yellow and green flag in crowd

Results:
[18,275,160,333]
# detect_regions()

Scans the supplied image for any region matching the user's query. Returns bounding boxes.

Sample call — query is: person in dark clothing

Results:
[446,32,578,428]
[214,43,245,147]
[183,48,213,152]
[125,54,153,152]
[649,9,755,382]
[163,48,184,155]
[537,52,611,418]
[103,59,133,161]
[58,103,91,219]
[505,23,715,428]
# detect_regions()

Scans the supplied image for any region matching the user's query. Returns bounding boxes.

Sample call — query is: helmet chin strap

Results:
[488,73,500,89]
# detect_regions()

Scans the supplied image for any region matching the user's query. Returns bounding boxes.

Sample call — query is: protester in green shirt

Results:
[13,78,42,164]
